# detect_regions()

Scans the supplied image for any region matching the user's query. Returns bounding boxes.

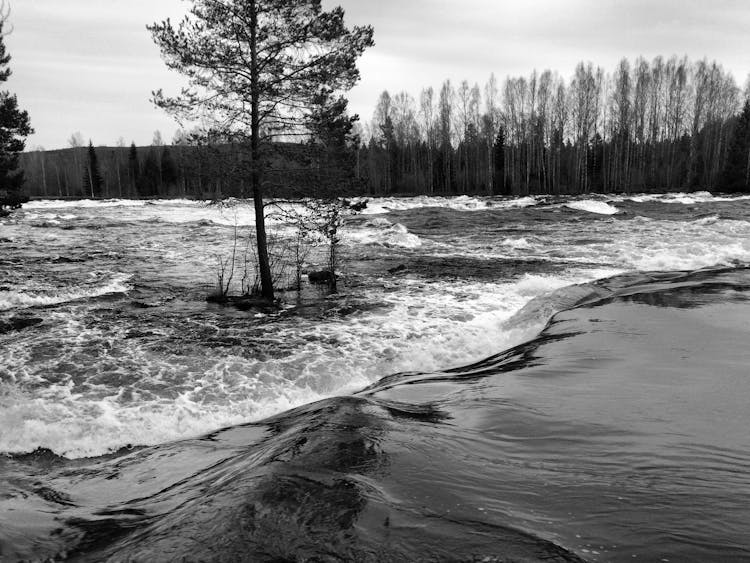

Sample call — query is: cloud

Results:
[340,0,750,121]
[7,0,750,149]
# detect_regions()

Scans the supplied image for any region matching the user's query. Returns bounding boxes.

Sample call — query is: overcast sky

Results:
[6,0,750,150]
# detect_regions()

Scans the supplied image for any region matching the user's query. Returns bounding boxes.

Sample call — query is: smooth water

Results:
[1,193,750,561]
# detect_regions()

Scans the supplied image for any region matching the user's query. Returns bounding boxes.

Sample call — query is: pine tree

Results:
[0,14,33,216]
[82,141,103,198]
[721,99,750,192]
[149,0,373,300]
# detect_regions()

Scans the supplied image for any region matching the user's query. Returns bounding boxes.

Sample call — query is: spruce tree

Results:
[0,16,33,216]
[82,141,104,198]
[306,91,359,195]
[161,146,179,190]
[721,99,750,192]
[128,142,139,195]
[300,92,362,293]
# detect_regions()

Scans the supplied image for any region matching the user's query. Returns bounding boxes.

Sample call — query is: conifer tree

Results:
[721,99,750,192]
[307,91,360,194]
[0,9,33,216]
[161,146,179,190]
[140,149,161,196]
[83,141,103,198]
[128,142,139,195]
[302,92,362,293]
[149,0,373,299]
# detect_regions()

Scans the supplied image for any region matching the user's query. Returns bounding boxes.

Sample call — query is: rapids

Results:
[1,193,750,561]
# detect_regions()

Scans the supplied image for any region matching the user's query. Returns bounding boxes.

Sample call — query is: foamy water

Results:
[0,272,132,311]
[0,272,586,457]
[2,194,749,458]
[564,199,620,215]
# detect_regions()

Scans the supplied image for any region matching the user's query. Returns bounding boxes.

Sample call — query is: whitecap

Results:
[344,221,422,248]
[0,273,133,311]
[502,237,532,249]
[565,200,620,215]
[0,268,621,458]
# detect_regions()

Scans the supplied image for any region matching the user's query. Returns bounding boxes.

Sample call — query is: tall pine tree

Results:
[149,0,373,299]
[0,13,33,216]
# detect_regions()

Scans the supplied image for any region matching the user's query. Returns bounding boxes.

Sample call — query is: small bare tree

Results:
[211,221,239,301]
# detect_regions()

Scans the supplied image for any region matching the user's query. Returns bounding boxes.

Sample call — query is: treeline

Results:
[19,136,357,200]
[20,140,280,200]
[359,56,750,195]
[18,56,750,199]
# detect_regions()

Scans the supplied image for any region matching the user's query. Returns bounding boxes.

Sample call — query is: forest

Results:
[18,55,750,199]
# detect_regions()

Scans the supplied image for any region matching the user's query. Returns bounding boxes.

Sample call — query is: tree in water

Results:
[83,141,104,198]
[149,0,373,300]
[0,5,32,216]
[303,91,364,293]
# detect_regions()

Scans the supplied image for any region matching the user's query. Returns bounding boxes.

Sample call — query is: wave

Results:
[0,273,132,311]
[616,217,750,271]
[564,199,620,215]
[501,236,533,249]
[0,270,603,459]
[25,199,150,210]
[345,218,423,248]
[1,392,589,562]
[24,212,79,222]
[620,191,750,204]
[24,198,204,210]
[6,266,750,562]
[358,195,540,215]
[21,192,750,222]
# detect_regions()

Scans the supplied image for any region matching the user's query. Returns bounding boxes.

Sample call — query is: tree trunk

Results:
[250,0,274,300]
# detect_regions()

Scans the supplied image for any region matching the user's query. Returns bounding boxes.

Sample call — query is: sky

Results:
[6,0,750,150]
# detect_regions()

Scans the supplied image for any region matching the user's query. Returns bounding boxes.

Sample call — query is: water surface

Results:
[1,193,749,560]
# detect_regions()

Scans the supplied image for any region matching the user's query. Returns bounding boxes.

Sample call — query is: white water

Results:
[0,272,594,458]
[357,194,539,214]
[564,200,620,215]
[2,195,750,458]
[0,273,133,311]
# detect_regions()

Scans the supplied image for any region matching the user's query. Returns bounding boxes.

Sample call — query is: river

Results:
[1,193,749,561]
